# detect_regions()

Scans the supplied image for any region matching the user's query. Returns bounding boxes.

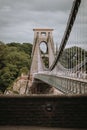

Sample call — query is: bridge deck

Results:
[34,74,87,95]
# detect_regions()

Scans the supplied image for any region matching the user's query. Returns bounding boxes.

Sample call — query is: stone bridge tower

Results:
[30,28,55,76]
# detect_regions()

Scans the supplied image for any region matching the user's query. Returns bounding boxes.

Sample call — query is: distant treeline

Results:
[0,41,32,93]
[59,46,87,69]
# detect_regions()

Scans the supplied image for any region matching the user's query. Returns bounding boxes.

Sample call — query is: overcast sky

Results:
[0,0,87,48]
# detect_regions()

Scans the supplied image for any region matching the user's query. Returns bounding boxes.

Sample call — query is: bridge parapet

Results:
[34,73,87,95]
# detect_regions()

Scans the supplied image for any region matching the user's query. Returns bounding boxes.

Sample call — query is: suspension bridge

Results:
[0,0,87,128]
[26,0,87,95]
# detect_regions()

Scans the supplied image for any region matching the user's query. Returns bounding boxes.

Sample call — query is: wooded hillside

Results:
[0,41,32,93]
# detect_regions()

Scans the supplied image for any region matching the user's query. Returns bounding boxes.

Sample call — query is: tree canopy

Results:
[0,41,32,92]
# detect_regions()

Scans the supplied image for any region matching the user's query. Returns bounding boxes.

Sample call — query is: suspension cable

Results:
[49,0,81,71]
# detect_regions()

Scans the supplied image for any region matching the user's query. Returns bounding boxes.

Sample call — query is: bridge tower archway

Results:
[30,28,55,75]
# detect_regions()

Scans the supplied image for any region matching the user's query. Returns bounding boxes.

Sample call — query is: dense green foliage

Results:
[0,41,32,92]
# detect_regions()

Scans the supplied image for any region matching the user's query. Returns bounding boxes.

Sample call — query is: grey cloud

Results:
[0,0,73,12]
[0,0,87,47]
[0,0,72,43]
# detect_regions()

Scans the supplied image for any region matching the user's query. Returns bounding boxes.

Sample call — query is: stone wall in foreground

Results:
[0,95,87,128]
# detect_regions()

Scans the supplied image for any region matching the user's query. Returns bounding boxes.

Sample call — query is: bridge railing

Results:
[35,72,87,95]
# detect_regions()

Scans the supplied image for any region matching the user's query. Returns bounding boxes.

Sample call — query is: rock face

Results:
[5,74,28,95]
[5,74,62,95]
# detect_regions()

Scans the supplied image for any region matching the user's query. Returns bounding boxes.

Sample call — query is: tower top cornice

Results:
[33,28,54,31]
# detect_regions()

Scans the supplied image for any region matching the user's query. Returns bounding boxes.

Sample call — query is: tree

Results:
[0,42,32,92]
